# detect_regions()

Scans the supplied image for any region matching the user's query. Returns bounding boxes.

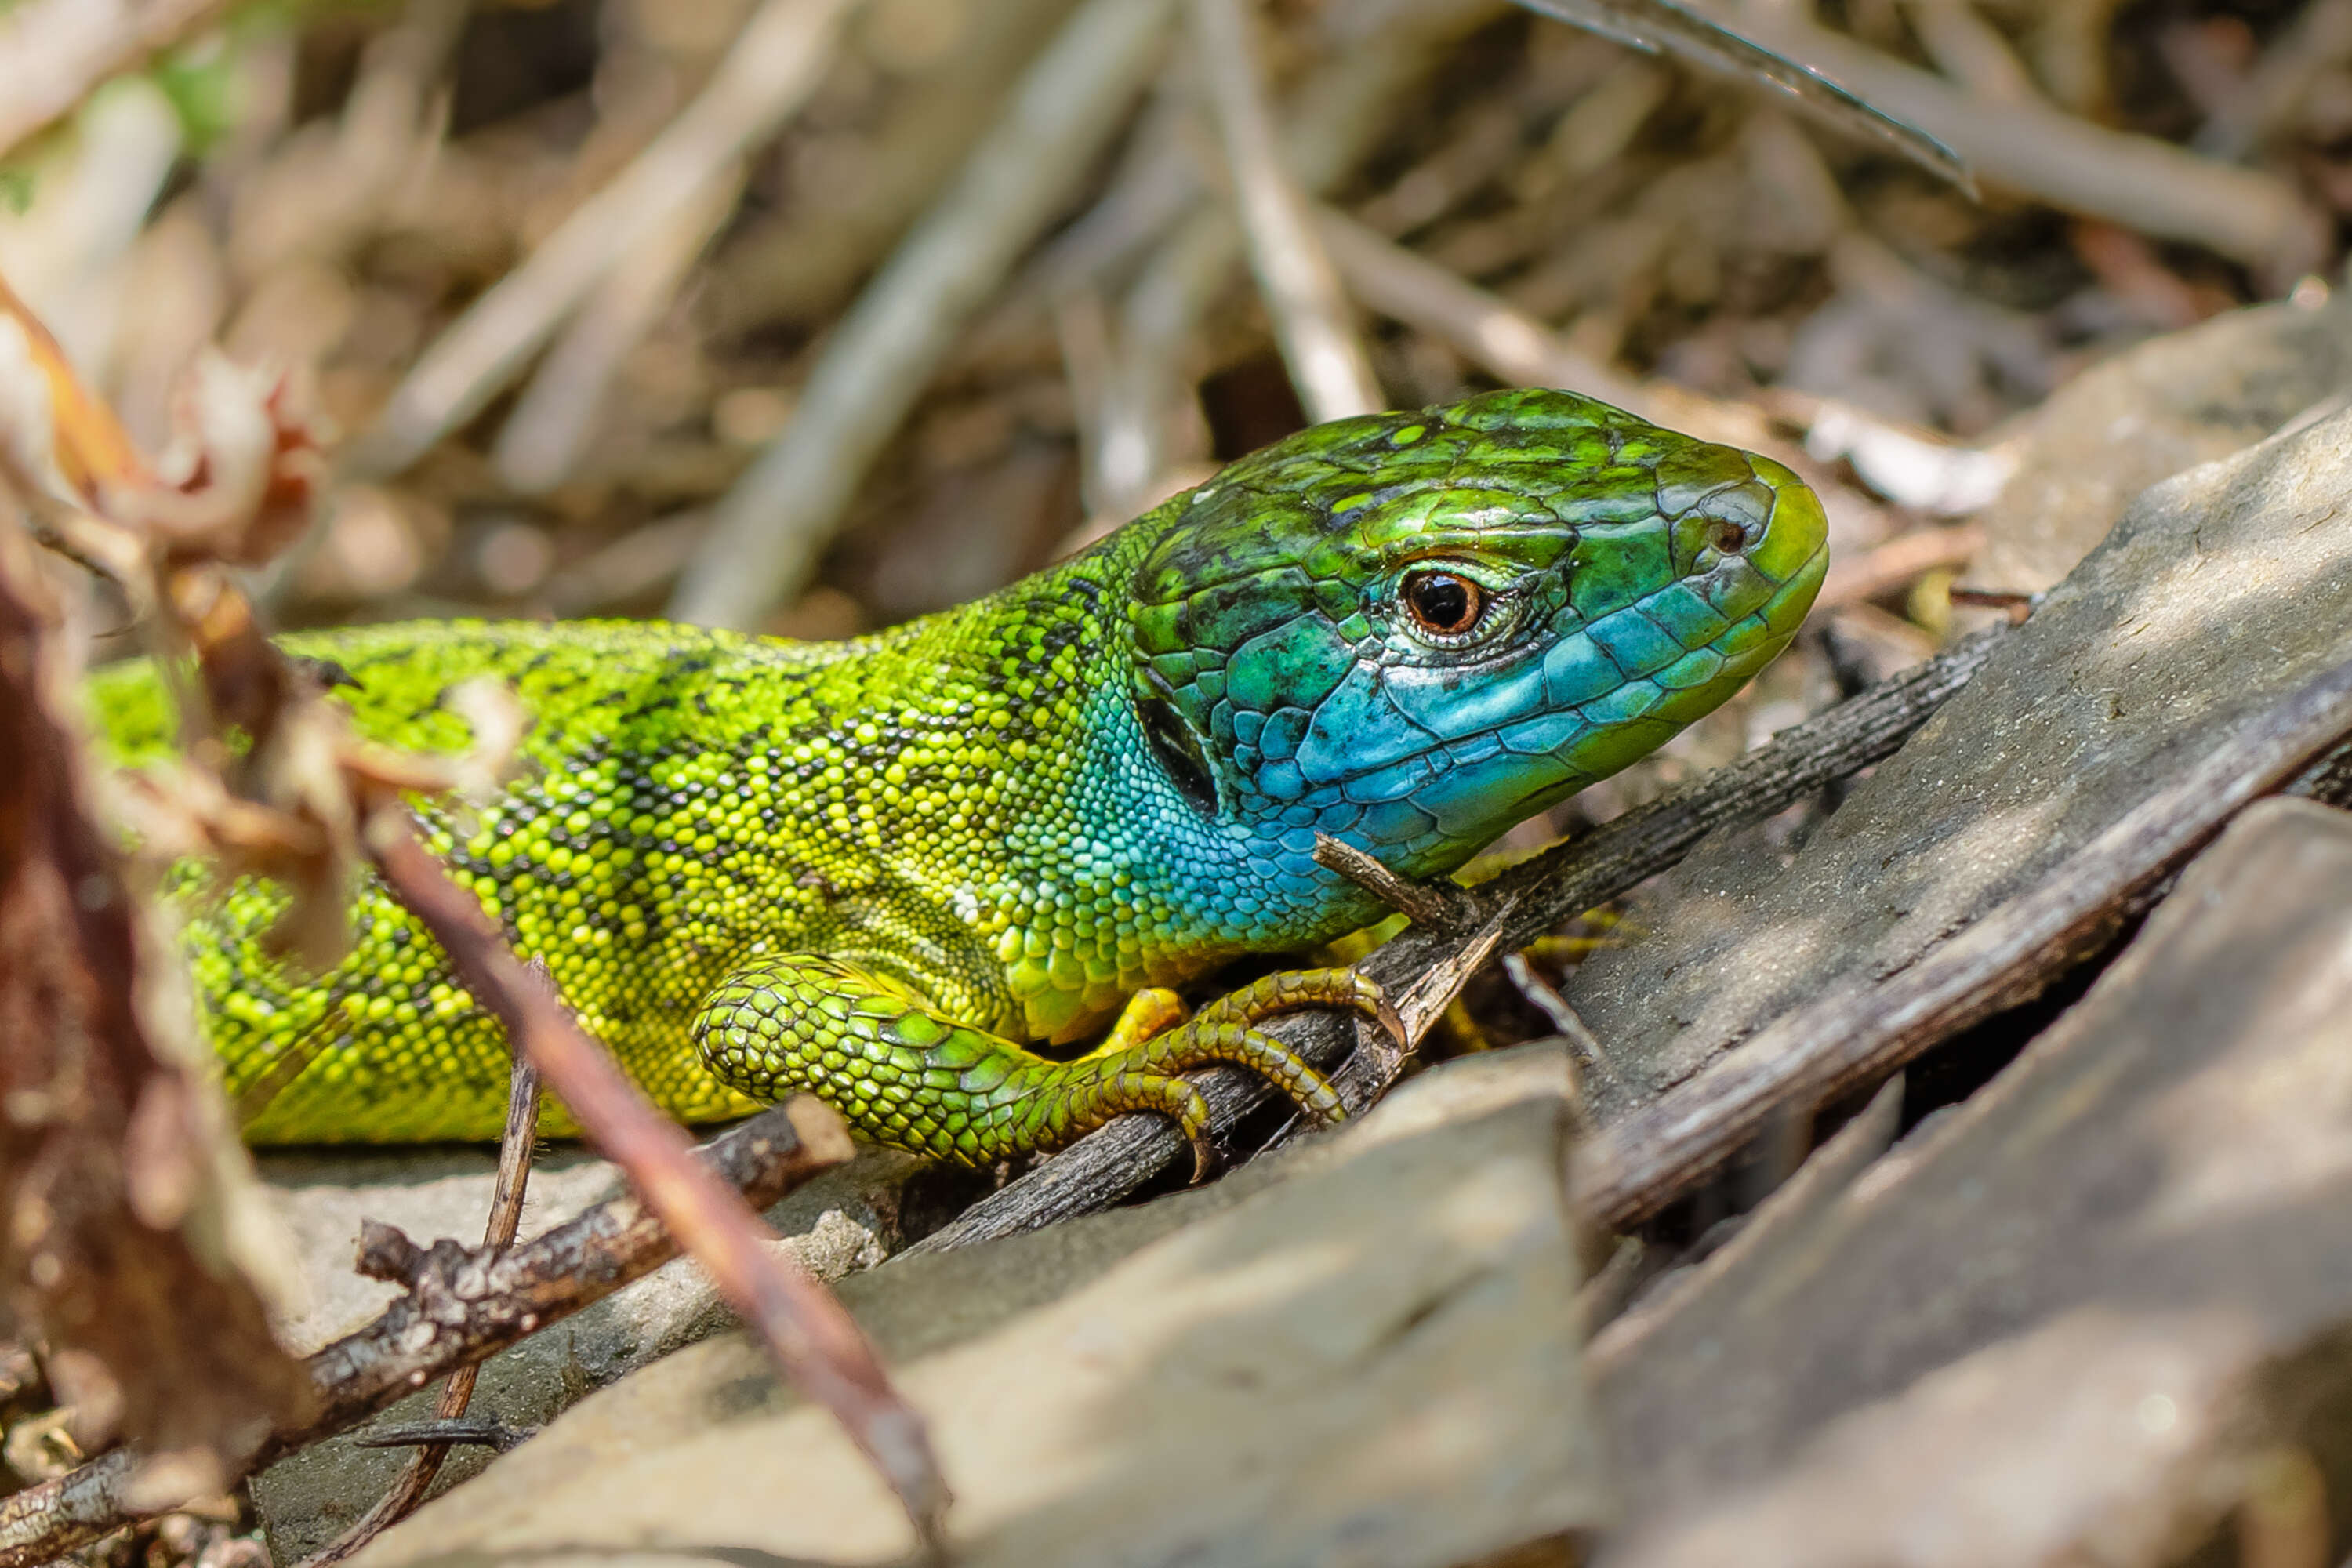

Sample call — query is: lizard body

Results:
[90,389,1827,1161]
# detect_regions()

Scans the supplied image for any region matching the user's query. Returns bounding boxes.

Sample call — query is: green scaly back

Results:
[89,388,1828,1160]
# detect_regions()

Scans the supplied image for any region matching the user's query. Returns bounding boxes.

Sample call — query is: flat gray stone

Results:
[1974,285,2352,594]
[252,1142,923,1562]
[1589,798,2352,1566]
[344,1044,1608,1568]
[1566,397,2352,1117]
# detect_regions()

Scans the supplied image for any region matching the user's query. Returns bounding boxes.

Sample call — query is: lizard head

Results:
[1123,387,1828,880]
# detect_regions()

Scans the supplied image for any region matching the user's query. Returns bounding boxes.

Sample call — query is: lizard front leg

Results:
[691,956,1395,1174]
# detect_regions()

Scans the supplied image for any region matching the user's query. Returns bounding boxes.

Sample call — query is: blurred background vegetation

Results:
[0,0,2340,811]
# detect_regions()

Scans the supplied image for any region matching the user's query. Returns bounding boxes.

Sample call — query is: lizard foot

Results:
[692,956,1400,1175]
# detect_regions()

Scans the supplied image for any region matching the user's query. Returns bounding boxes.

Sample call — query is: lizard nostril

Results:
[1711,519,1751,554]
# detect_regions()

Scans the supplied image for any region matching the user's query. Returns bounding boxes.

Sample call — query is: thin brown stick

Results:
[670,0,1181,629]
[360,813,949,1552]
[1726,4,2322,277]
[1815,522,1985,611]
[1189,0,1382,422]
[0,1101,852,1568]
[298,1054,544,1567]
[1573,650,2352,1229]
[911,622,2013,1253]
[1312,831,1468,929]
[1313,204,1640,407]
[344,0,857,480]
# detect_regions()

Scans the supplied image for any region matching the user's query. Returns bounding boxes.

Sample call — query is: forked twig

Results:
[0,1102,855,1568]
[1312,831,1471,930]
[297,1053,544,1567]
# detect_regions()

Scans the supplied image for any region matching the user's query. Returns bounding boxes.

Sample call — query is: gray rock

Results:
[344,1044,1608,1568]
[1590,798,2352,1566]
[1974,285,2352,595]
[1566,397,2352,1118]
[251,1141,925,1562]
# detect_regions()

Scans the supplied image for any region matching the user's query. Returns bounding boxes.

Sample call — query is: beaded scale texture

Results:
[90,388,1828,1163]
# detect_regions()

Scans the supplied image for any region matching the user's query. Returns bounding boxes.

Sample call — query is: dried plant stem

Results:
[1100,0,1510,495]
[671,0,1181,630]
[1815,522,1984,610]
[296,1058,544,1568]
[1189,0,1382,422]
[1722,2,2323,277]
[2194,0,2352,160]
[1510,0,1970,187]
[493,163,750,495]
[346,0,859,480]
[1312,205,1640,405]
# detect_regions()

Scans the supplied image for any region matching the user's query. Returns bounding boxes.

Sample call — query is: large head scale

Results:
[1124,387,1828,881]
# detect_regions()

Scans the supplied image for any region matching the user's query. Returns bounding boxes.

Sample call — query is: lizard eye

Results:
[1401,570,1484,638]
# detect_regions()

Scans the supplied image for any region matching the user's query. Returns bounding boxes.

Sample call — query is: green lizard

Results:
[91,388,1827,1167]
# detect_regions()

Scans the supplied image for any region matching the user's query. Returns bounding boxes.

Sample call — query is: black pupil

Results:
[1411,574,1475,632]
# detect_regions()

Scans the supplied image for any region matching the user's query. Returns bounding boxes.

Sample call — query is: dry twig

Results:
[296,1056,544,1568]
[671,0,1183,630]
[1510,0,1970,187]
[492,165,750,495]
[1314,204,1640,408]
[0,263,947,1560]
[345,0,860,480]
[1815,522,1984,610]
[1726,2,2324,278]
[0,0,230,161]
[0,274,312,1506]
[1189,0,1384,421]
[0,1103,854,1568]
[1085,0,1512,503]
[2194,0,2352,160]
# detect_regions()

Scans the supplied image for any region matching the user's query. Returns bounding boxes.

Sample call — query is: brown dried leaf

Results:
[0,270,150,510]
[0,517,312,1495]
[129,353,332,570]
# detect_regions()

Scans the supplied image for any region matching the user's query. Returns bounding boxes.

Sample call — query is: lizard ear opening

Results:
[1136,692,1222,817]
